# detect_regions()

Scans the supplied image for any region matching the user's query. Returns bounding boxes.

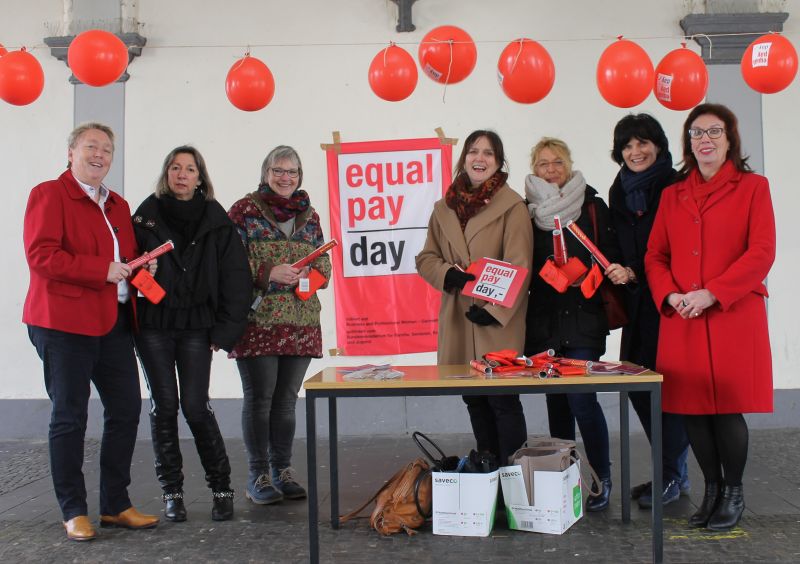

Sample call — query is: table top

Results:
[303,364,662,391]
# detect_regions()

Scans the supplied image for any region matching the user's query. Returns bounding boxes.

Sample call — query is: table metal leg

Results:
[619,391,631,523]
[329,397,339,529]
[650,384,663,564]
[306,395,319,564]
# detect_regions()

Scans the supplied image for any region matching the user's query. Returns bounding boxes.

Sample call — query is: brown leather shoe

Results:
[100,507,159,529]
[63,515,97,541]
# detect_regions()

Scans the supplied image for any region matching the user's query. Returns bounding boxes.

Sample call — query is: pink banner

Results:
[326,137,453,355]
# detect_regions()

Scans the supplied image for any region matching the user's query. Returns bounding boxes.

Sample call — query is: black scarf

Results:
[619,152,673,214]
[158,190,207,253]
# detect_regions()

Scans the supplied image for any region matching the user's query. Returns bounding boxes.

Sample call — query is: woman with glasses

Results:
[646,103,775,530]
[417,130,532,469]
[133,146,252,522]
[523,137,622,511]
[604,114,690,510]
[228,145,331,506]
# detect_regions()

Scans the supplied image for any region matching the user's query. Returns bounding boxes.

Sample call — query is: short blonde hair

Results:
[530,137,573,178]
[67,122,115,167]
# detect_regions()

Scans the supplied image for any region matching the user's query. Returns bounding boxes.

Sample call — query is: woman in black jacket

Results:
[604,114,690,509]
[524,137,622,512]
[133,146,252,522]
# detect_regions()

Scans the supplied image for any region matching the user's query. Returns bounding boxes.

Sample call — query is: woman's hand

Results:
[107,262,132,284]
[605,263,635,285]
[669,289,717,319]
[269,263,302,286]
[146,258,158,276]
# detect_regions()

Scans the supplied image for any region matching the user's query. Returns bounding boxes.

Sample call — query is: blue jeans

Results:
[28,305,141,521]
[546,347,611,480]
[237,355,310,475]
[136,327,231,493]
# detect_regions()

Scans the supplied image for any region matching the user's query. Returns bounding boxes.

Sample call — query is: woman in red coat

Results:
[645,103,775,532]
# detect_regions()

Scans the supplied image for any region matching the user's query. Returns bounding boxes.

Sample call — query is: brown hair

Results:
[453,130,507,180]
[155,146,215,200]
[678,103,751,178]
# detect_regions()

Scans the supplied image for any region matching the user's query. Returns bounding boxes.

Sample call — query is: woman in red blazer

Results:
[645,104,776,532]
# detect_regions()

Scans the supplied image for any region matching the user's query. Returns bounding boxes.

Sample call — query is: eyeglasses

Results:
[688,127,725,140]
[535,159,566,170]
[270,167,300,178]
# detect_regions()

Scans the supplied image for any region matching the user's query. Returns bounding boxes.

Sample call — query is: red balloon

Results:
[0,43,7,57]
[226,55,275,111]
[0,49,45,106]
[497,38,555,104]
[654,46,708,110]
[68,30,129,87]
[741,33,798,94]
[418,25,477,84]
[596,38,654,108]
[368,44,418,102]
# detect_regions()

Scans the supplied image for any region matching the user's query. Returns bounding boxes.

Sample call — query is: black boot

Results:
[688,482,722,528]
[151,415,185,496]
[188,418,233,514]
[211,491,234,521]
[586,477,612,512]
[707,485,744,531]
[163,492,187,522]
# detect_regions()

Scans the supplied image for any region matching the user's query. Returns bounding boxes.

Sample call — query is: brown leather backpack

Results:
[339,457,432,535]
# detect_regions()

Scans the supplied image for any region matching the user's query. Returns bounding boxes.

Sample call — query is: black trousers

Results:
[28,304,141,521]
[462,394,528,466]
[136,327,231,494]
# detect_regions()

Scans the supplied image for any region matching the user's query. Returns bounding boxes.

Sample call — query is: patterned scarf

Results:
[257,184,310,222]
[619,152,674,214]
[445,171,507,231]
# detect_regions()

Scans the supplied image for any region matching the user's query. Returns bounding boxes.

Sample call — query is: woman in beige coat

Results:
[416,130,533,466]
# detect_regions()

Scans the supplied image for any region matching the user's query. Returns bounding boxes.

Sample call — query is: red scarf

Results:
[688,160,738,210]
[257,184,310,222]
[445,171,507,231]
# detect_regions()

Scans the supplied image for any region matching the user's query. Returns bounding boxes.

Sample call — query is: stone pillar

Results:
[42,0,146,195]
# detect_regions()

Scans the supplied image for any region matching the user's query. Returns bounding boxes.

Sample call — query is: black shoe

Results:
[211,491,234,521]
[586,478,612,512]
[707,485,744,531]
[688,482,722,528]
[631,481,651,499]
[163,493,186,522]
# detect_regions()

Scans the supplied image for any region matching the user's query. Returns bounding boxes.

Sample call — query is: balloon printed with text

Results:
[741,33,798,94]
[67,29,129,87]
[418,25,477,85]
[497,38,555,104]
[654,45,708,110]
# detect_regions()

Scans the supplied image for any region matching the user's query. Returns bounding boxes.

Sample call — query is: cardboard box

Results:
[499,461,583,535]
[432,470,499,537]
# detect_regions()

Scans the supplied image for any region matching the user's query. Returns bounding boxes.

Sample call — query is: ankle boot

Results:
[211,491,234,521]
[688,482,722,528]
[187,418,232,494]
[586,477,612,512]
[163,492,187,522]
[707,485,744,531]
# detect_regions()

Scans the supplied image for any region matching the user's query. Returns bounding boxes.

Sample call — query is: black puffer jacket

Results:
[608,168,677,368]
[132,194,252,352]
[524,186,622,356]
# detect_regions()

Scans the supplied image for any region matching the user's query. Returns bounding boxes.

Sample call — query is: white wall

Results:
[2,0,798,399]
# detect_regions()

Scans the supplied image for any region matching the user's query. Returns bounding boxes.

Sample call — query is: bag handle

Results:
[412,431,448,470]
[413,467,432,518]
[339,463,407,524]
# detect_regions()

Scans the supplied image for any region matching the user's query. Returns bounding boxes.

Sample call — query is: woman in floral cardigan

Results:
[228,145,331,506]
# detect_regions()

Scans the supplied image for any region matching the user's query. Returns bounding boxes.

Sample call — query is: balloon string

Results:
[510,38,524,75]
[442,39,453,104]
[690,33,714,60]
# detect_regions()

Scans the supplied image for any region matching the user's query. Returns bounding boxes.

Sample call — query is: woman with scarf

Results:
[604,114,690,510]
[133,146,252,522]
[228,145,331,506]
[645,104,775,530]
[523,137,621,512]
[416,130,532,468]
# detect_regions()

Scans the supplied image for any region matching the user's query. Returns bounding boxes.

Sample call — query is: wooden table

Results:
[304,364,664,563]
